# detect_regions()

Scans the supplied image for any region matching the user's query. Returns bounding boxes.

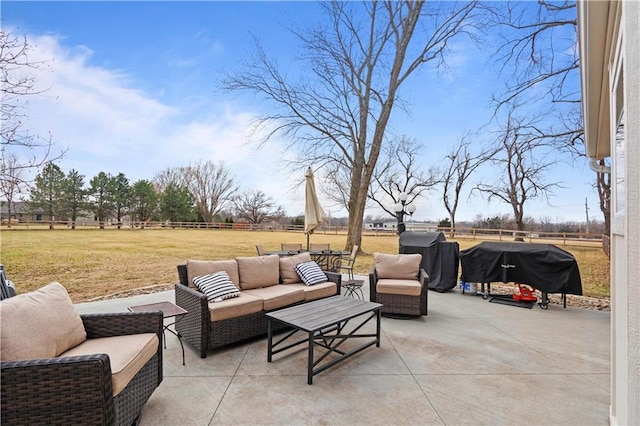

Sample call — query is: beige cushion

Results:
[244,285,305,311]
[236,255,280,290]
[287,282,337,301]
[187,259,240,288]
[373,253,421,280]
[208,292,264,322]
[0,282,87,362]
[60,333,158,396]
[376,278,422,296]
[279,252,313,284]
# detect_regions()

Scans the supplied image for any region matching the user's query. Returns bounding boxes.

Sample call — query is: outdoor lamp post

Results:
[392,192,416,235]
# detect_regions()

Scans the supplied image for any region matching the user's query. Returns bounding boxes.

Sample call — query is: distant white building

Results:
[364,221,438,232]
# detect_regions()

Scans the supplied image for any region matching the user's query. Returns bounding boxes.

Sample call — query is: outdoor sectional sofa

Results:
[0,282,163,425]
[175,253,341,358]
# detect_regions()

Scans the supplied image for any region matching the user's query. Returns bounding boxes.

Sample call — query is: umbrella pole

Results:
[306,233,310,251]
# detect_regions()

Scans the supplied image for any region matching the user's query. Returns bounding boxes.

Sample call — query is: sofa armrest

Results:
[324,271,342,295]
[419,268,429,316]
[1,353,116,425]
[174,282,209,358]
[368,267,379,302]
[419,268,429,289]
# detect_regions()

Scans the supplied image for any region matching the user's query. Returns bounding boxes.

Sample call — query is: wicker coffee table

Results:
[266,296,381,384]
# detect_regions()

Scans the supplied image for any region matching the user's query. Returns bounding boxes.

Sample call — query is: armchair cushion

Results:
[376,278,422,296]
[60,333,159,396]
[279,252,313,284]
[193,271,241,302]
[0,282,87,362]
[373,253,421,280]
[237,254,280,289]
[187,259,240,288]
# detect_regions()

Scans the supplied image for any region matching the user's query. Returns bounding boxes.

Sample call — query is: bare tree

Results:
[441,134,494,237]
[368,136,439,219]
[223,1,479,251]
[321,161,352,214]
[474,106,561,233]
[153,167,190,194]
[1,30,63,187]
[488,1,610,232]
[232,189,281,225]
[187,161,237,223]
[0,152,25,227]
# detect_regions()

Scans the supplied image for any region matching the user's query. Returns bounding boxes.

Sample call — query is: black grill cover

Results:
[399,232,459,292]
[459,241,582,295]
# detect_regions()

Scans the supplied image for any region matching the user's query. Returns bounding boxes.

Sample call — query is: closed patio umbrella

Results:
[304,167,327,250]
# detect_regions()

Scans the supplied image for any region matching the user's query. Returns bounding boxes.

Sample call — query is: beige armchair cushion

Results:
[60,333,158,396]
[376,278,422,296]
[279,252,313,284]
[187,259,240,288]
[237,254,280,290]
[373,253,421,280]
[0,282,87,362]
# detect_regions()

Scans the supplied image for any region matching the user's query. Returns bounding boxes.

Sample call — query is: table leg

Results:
[376,309,381,347]
[267,318,273,362]
[164,325,186,365]
[307,332,314,385]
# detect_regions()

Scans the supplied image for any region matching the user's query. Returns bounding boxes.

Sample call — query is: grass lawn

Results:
[0,229,610,302]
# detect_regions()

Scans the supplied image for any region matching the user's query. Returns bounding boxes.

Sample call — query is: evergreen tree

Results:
[159,183,196,222]
[113,173,131,228]
[130,180,158,226]
[60,169,87,229]
[28,162,65,229]
[88,172,116,229]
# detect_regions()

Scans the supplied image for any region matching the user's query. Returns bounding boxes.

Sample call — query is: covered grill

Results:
[399,232,459,292]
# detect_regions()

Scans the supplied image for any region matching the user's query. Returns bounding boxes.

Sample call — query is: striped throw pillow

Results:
[294,261,327,286]
[193,271,240,302]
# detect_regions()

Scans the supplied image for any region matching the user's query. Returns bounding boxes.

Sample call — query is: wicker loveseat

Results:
[175,253,341,358]
[369,253,429,318]
[0,282,163,425]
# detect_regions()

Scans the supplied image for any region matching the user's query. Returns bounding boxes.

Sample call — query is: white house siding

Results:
[623,1,639,422]
[579,1,640,423]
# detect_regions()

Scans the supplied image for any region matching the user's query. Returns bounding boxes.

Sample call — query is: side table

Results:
[128,301,188,365]
[342,279,364,299]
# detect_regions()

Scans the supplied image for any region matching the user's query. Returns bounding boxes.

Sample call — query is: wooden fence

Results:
[1,220,605,249]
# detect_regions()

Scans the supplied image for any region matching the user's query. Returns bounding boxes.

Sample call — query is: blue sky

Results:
[3,1,600,224]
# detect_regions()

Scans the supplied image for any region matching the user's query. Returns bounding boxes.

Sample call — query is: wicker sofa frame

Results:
[175,264,341,358]
[0,311,164,426]
[369,267,429,317]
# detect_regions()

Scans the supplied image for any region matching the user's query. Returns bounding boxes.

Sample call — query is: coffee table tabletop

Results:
[267,295,382,384]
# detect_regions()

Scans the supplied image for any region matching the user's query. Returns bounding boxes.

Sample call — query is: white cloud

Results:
[17,32,317,216]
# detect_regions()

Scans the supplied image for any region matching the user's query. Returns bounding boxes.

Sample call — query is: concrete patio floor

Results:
[75,276,611,426]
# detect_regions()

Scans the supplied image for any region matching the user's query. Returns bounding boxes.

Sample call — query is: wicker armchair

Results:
[1,311,164,425]
[369,253,429,318]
